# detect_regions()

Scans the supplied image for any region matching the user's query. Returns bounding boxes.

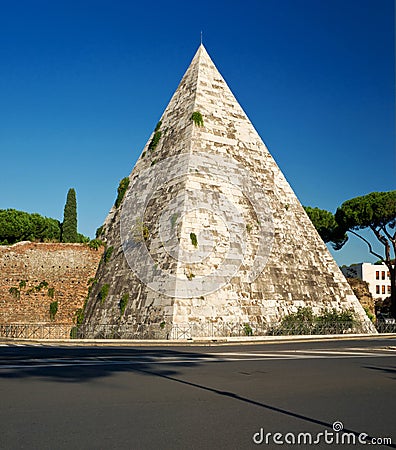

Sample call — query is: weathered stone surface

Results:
[84,45,375,335]
[0,242,103,324]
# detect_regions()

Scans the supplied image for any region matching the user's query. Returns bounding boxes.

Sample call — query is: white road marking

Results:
[0,347,394,370]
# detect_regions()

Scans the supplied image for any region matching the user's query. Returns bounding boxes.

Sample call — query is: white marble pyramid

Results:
[84,45,375,336]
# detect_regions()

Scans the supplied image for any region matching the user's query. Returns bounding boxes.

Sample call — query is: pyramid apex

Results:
[195,42,208,57]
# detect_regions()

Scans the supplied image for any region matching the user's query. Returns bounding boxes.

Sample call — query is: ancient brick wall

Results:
[346,277,375,316]
[0,242,103,324]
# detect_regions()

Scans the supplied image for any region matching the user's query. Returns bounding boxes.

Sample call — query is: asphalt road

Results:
[0,337,395,449]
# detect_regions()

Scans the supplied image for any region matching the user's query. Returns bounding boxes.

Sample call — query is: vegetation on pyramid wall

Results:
[103,246,114,263]
[191,111,204,127]
[99,284,110,303]
[190,232,198,248]
[115,177,130,208]
[148,131,162,151]
[119,293,129,316]
[148,120,163,152]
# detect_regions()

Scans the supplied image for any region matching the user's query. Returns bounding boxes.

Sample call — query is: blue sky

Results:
[0,0,394,266]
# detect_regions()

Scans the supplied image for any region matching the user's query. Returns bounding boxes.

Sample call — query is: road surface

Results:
[0,337,395,449]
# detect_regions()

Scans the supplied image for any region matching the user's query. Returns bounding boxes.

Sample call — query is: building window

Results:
[376,285,380,294]
[376,271,380,280]
[388,286,391,294]
[382,285,386,294]
[387,271,390,279]
[382,271,386,280]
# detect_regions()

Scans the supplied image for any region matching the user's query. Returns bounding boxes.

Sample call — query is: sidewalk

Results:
[1,333,395,347]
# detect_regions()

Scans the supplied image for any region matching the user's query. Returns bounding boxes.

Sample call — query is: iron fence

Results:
[376,322,396,334]
[0,319,392,340]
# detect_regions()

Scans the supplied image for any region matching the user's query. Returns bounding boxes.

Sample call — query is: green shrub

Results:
[95,225,104,238]
[148,131,162,151]
[103,246,114,263]
[75,308,85,325]
[47,287,55,298]
[269,306,356,336]
[190,232,198,248]
[99,284,110,303]
[36,281,49,291]
[49,301,58,320]
[363,307,376,323]
[19,280,26,289]
[89,239,104,250]
[315,308,355,333]
[9,287,20,299]
[77,233,90,243]
[115,177,130,208]
[70,327,78,339]
[119,293,129,316]
[243,323,253,336]
[191,111,204,127]
[87,278,98,295]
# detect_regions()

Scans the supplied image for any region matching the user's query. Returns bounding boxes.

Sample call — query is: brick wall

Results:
[0,242,103,324]
[346,277,375,316]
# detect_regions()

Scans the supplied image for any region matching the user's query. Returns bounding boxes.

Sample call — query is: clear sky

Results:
[0,0,394,266]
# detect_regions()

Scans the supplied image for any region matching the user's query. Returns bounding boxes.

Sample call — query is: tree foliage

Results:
[335,191,396,235]
[306,191,396,317]
[0,209,61,244]
[335,191,396,317]
[303,206,347,248]
[61,188,78,243]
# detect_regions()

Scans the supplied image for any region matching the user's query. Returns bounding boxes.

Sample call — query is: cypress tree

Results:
[62,188,78,242]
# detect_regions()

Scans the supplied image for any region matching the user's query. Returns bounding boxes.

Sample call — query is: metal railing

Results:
[375,322,396,334]
[0,319,391,340]
[0,323,74,340]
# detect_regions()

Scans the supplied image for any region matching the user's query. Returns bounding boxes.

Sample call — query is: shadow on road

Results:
[363,365,396,380]
[133,365,396,449]
[0,346,208,382]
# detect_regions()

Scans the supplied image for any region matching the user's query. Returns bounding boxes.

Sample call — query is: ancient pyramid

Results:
[84,45,375,337]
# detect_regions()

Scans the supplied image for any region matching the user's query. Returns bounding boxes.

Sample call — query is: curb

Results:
[1,333,396,347]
